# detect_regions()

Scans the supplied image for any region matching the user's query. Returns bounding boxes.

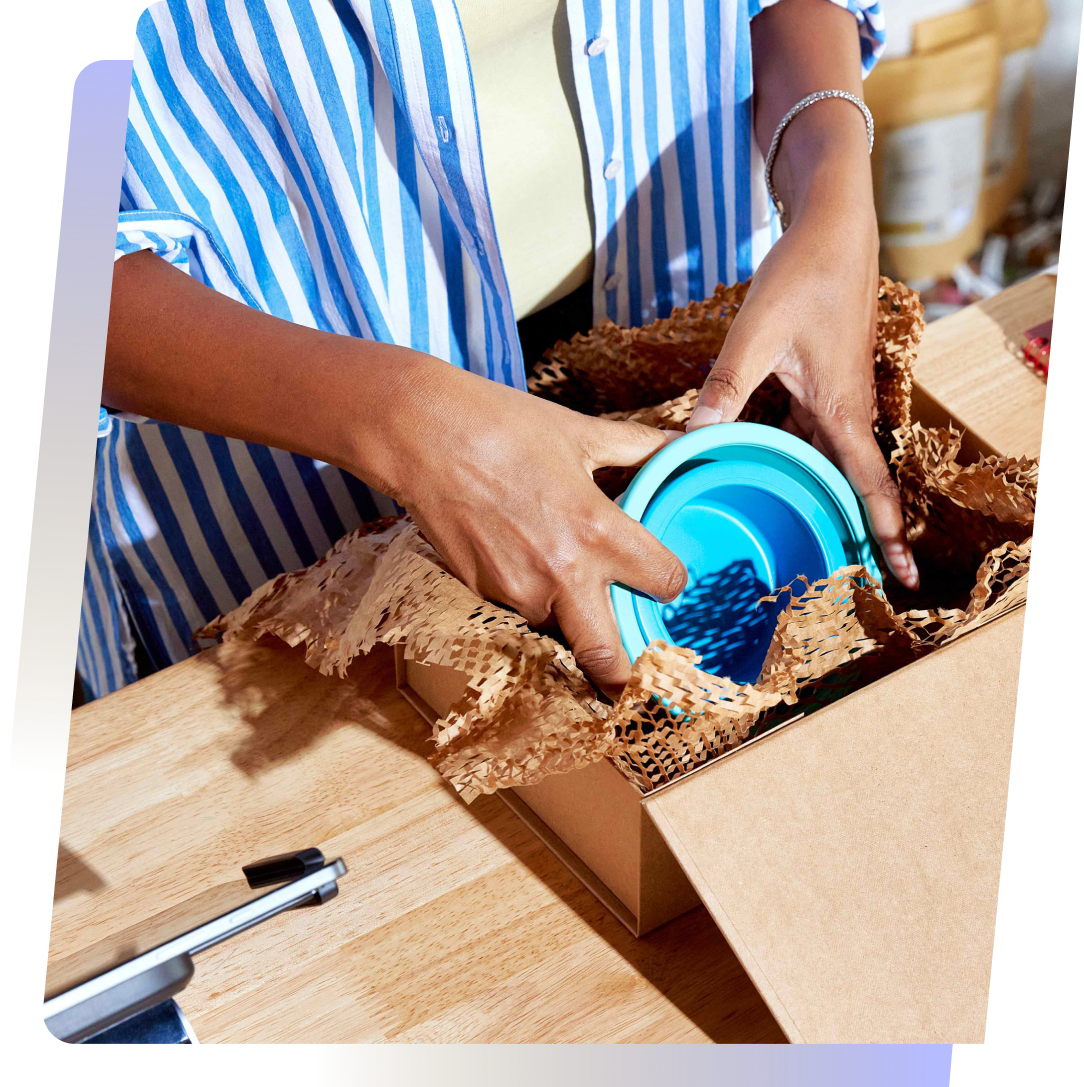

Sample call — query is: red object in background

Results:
[1022,319,1053,380]
[923,277,973,307]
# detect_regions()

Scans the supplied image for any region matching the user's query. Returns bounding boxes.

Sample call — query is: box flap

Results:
[643,609,1025,1043]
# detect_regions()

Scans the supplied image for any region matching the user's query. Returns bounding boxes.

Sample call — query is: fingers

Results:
[608,512,688,604]
[781,397,817,442]
[579,416,681,471]
[553,585,632,699]
[687,330,772,431]
[814,403,919,590]
[559,502,685,696]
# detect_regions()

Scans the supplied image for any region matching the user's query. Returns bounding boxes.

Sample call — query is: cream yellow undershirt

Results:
[457,0,594,318]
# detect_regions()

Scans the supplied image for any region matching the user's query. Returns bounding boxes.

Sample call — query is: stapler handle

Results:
[243,847,328,888]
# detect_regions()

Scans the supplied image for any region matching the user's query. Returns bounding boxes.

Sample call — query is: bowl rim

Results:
[610,421,882,673]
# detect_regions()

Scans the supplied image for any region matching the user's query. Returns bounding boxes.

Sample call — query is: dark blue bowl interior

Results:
[641,478,834,683]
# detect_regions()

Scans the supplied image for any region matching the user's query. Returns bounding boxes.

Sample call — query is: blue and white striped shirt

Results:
[81,0,884,699]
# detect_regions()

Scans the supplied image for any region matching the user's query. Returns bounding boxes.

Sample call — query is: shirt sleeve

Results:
[114,210,260,305]
[104,210,262,437]
[751,0,886,77]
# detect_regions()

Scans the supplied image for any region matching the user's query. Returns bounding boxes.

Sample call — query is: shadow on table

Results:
[203,639,782,1040]
[54,842,107,903]
[467,791,787,1044]
[203,637,434,776]
[203,636,783,1040]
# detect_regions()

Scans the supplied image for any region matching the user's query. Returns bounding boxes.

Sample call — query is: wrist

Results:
[772,98,874,227]
[333,345,455,503]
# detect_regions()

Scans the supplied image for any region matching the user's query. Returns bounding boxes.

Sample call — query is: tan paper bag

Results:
[865,24,999,279]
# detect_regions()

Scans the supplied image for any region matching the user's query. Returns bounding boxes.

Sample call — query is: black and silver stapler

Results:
[44,847,346,1044]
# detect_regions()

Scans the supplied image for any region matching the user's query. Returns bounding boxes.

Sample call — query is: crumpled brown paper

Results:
[200,277,1035,801]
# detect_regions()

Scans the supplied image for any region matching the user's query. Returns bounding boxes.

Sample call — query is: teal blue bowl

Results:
[612,423,880,684]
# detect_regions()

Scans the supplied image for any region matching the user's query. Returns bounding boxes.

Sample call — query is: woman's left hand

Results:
[686,190,918,590]
[701,0,920,591]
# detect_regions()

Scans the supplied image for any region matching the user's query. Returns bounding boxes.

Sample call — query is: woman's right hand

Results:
[105,251,685,697]
[356,355,687,697]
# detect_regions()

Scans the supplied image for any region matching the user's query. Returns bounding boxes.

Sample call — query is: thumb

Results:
[580,416,681,471]
[687,331,772,431]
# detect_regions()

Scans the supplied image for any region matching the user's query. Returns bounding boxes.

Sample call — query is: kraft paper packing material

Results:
[200,278,1035,801]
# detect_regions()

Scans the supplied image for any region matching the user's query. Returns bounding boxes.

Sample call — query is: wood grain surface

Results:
[48,274,1051,1044]
[49,640,784,1043]
[913,271,1052,459]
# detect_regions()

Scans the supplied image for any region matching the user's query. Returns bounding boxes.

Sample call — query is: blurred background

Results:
[870,0,1080,319]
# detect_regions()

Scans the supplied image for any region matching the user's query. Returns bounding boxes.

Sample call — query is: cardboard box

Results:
[396,655,703,936]
[398,606,1022,1042]
[396,287,1047,1042]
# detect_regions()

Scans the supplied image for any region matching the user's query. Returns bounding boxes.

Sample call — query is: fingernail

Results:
[882,543,918,590]
[687,405,723,432]
[906,556,920,590]
[896,555,918,589]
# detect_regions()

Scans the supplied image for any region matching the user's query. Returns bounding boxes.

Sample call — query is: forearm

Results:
[104,253,687,694]
[750,0,875,234]
[700,4,915,589]
[104,249,427,495]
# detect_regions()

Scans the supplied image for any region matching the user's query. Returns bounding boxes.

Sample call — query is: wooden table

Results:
[48,274,1051,1044]
[49,639,785,1043]
[913,270,1053,459]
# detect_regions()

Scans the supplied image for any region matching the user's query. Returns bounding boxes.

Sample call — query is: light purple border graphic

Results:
[310,1039,948,1082]
[14,58,131,783]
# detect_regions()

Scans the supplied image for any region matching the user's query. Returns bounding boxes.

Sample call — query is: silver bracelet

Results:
[764,89,874,228]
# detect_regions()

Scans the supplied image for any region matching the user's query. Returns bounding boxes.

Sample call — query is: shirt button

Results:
[604,274,620,291]
[603,158,621,180]
[586,36,609,56]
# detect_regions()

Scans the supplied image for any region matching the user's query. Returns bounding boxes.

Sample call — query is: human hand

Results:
[686,195,918,590]
[103,252,683,694]
[361,357,687,696]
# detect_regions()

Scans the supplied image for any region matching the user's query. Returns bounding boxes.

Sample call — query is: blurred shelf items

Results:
[870,0,1075,334]
[915,183,1061,329]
